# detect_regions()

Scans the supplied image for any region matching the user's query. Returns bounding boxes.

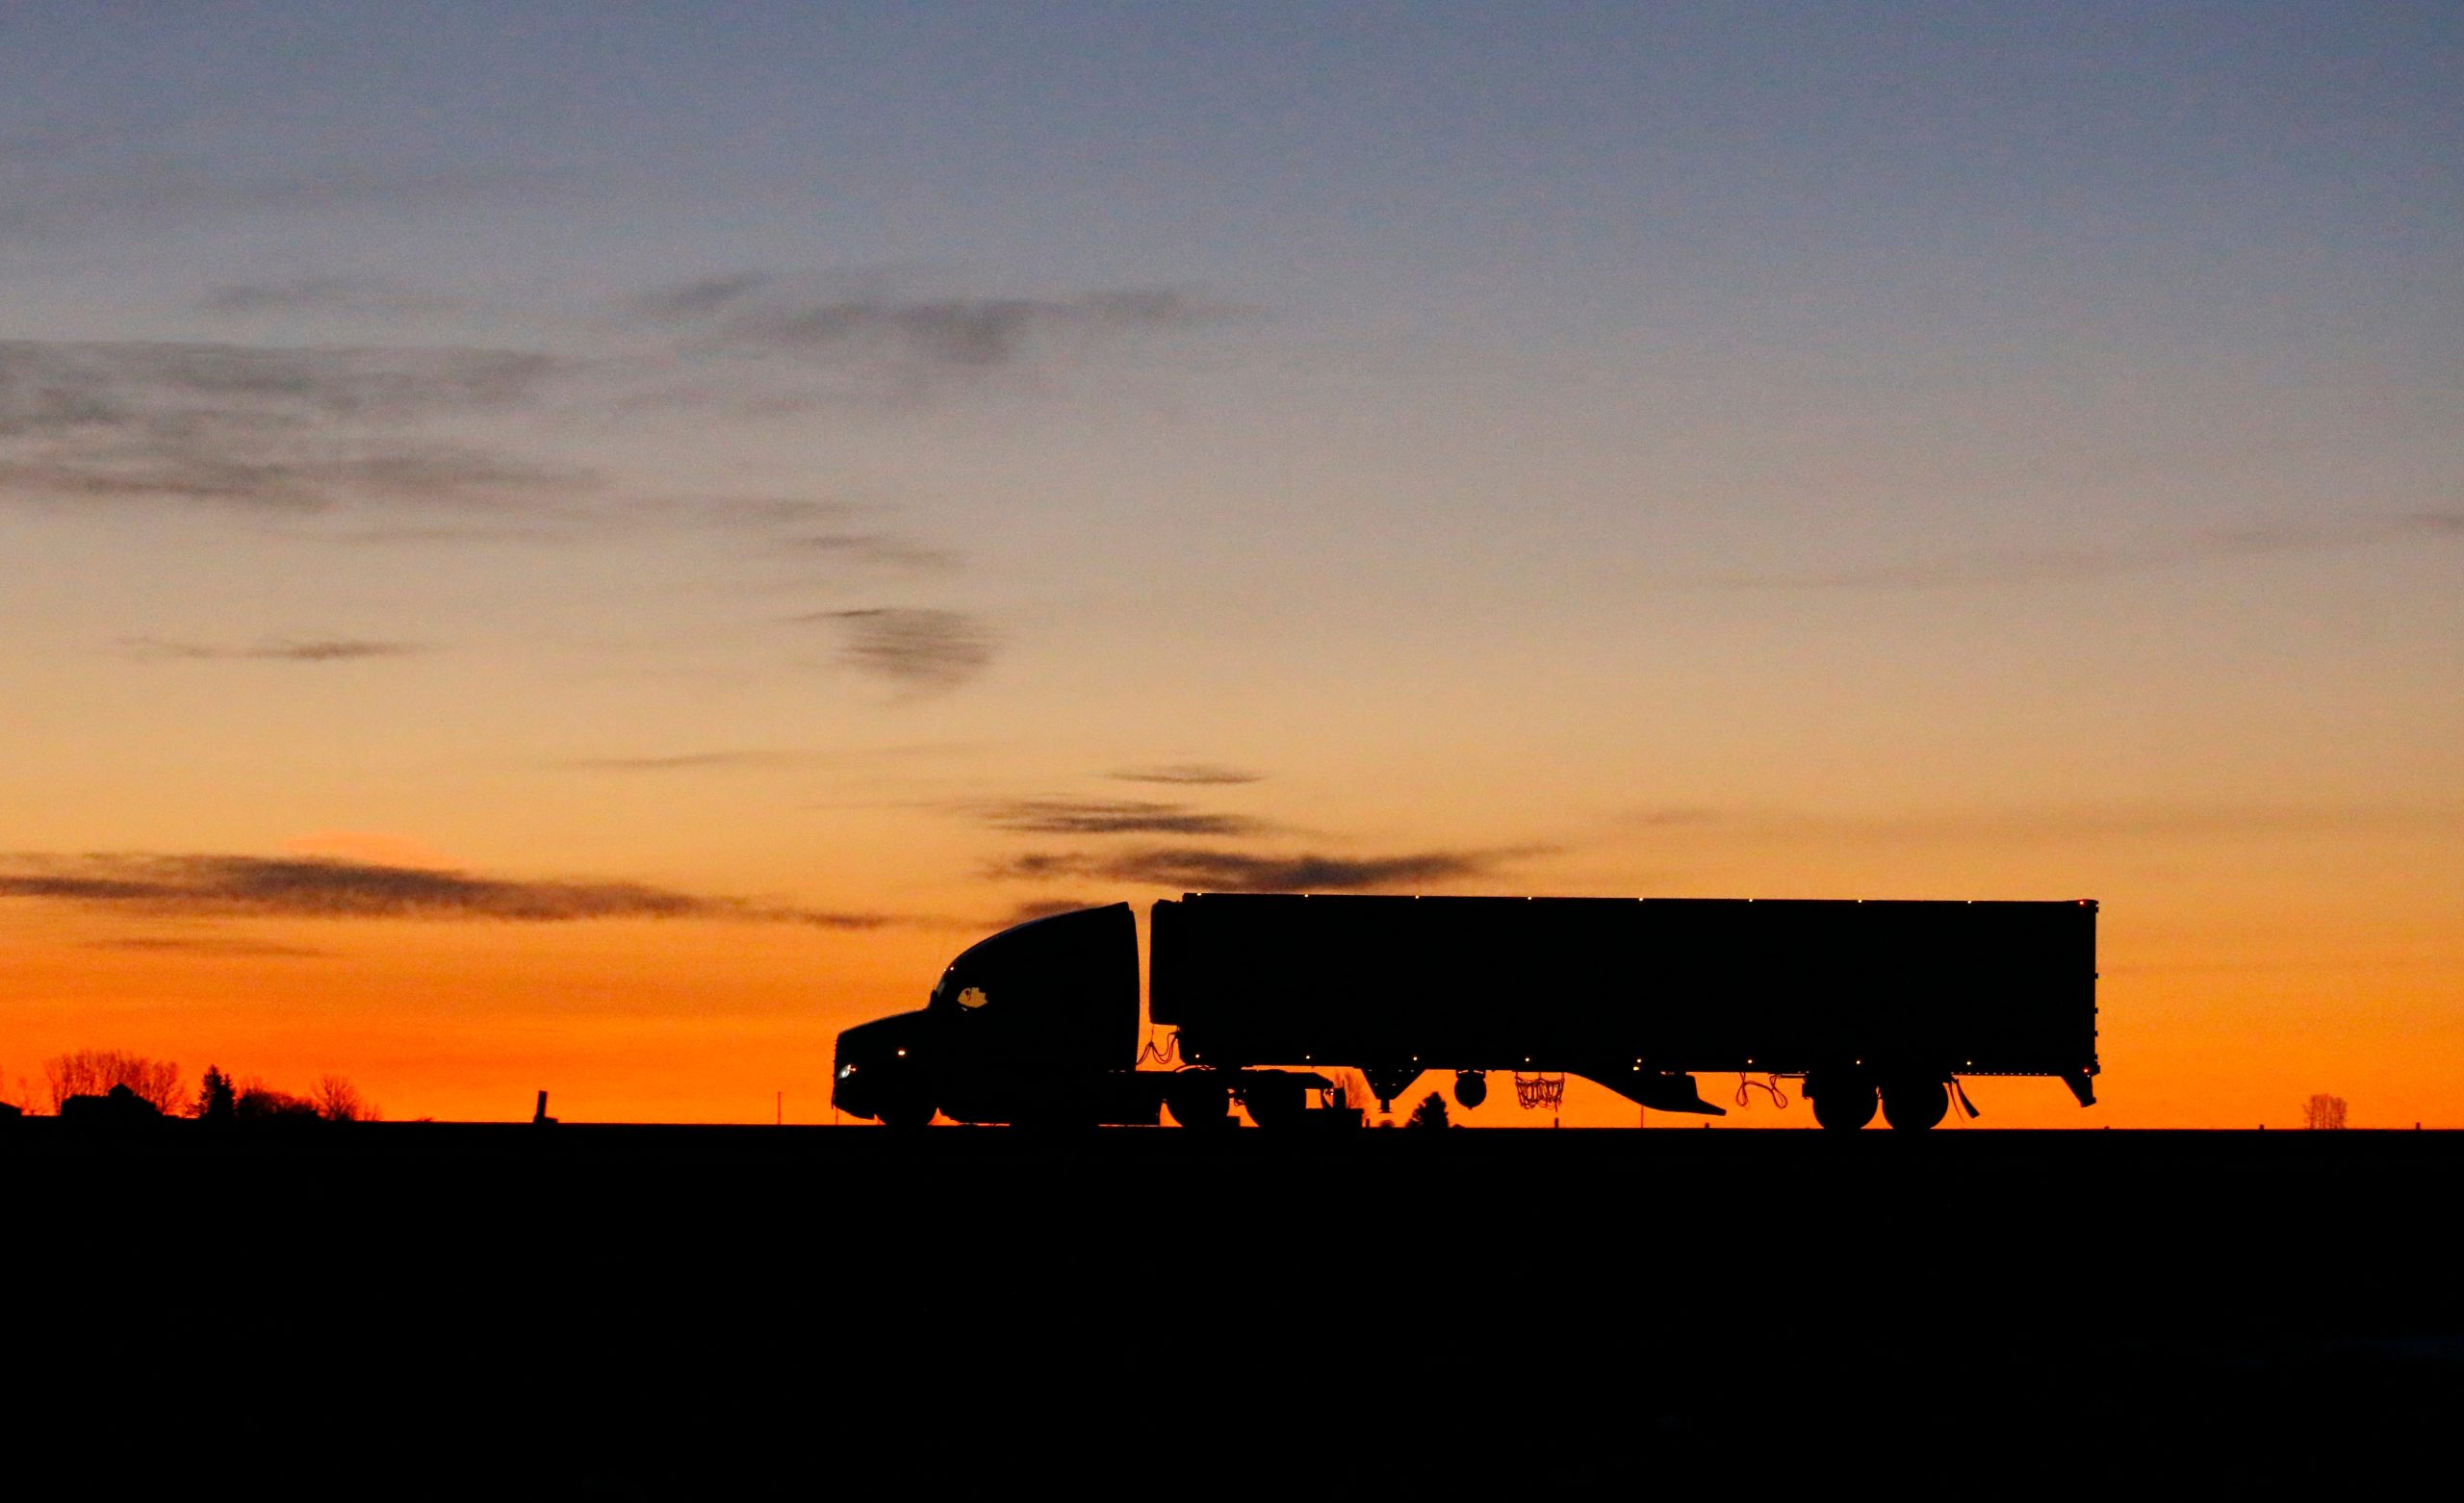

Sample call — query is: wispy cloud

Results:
[804,607,997,692]
[636,274,1233,369]
[1108,764,1266,786]
[640,271,1226,362]
[638,496,962,573]
[0,853,891,928]
[636,271,778,318]
[555,750,821,773]
[83,935,329,958]
[999,896,1105,925]
[200,276,465,318]
[0,338,580,512]
[970,800,1270,837]
[990,846,1533,893]
[0,339,551,428]
[778,532,961,571]
[1683,513,2464,591]
[122,636,430,663]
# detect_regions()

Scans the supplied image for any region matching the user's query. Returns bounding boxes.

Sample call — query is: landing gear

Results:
[1362,1065,1423,1113]
[1881,1078,1949,1132]
[1810,1072,1877,1132]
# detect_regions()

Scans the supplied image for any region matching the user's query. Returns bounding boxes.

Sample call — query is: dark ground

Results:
[13,1123,2459,1492]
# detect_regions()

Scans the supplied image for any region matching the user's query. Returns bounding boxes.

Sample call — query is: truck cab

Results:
[833,904,1140,1128]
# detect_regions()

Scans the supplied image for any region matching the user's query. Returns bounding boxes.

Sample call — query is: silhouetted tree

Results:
[44,1049,183,1115]
[235,1082,320,1122]
[2303,1094,2348,1130]
[312,1073,379,1123]
[1405,1091,1450,1129]
[194,1066,237,1122]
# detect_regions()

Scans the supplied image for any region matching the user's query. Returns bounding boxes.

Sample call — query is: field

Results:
[16,1123,2459,1491]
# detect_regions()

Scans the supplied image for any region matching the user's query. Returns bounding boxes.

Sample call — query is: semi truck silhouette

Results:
[831,893,2098,1131]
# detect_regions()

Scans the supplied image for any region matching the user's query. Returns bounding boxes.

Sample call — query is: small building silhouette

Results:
[58,1083,164,1126]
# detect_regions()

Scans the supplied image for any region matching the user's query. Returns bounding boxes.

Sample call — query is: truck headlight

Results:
[835,1063,856,1080]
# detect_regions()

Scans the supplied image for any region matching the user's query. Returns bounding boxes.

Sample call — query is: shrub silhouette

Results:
[235,1083,321,1123]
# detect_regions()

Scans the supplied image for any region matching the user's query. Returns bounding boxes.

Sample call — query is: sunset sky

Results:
[3,2,2457,1127]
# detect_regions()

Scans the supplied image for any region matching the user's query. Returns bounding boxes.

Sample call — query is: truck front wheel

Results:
[1881,1079,1948,1132]
[875,1094,935,1131]
[1166,1077,1231,1130]
[1810,1073,1877,1132]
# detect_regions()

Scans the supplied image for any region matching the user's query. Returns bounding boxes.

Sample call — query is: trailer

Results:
[830,893,2098,1132]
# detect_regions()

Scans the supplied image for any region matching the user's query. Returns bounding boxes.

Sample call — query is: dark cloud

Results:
[638,276,1230,369]
[684,497,862,529]
[999,897,1105,926]
[636,271,779,318]
[990,846,1529,893]
[0,340,551,428]
[970,800,1270,837]
[0,853,890,928]
[806,607,996,692]
[1107,764,1266,786]
[123,636,429,662]
[0,443,585,512]
[200,277,463,318]
[1686,512,2464,591]
[84,935,329,958]
[0,338,580,512]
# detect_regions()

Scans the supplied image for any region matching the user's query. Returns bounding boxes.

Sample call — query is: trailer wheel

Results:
[1166,1078,1231,1131]
[1881,1079,1948,1132]
[1242,1078,1306,1129]
[1809,1074,1877,1132]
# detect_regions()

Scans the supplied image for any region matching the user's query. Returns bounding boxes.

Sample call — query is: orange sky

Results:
[4,8,2459,1127]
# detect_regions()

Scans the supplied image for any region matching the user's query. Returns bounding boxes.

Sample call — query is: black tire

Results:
[1881,1079,1948,1132]
[1810,1074,1877,1132]
[1166,1079,1231,1130]
[1242,1078,1306,1129]
[875,1094,935,1131]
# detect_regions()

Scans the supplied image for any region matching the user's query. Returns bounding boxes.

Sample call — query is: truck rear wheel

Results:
[1810,1074,1877,1132]
[1881,1079,1948,1132]
[1242,1077,1307,1129]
